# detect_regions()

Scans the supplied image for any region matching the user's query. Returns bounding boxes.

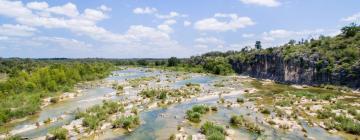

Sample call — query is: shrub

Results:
[83,115,102,130]
[236,98,244,103]
[169,134,176,140]
[348,108,358,116]
[158,92,167,100]
[200,121,226,140]
[50,127,68,140]
[333,115,360,135]
[230,115,245,126]
[186,105,210,123]
[112,115,140,129]
[317,109,335,119]
[50,97,59,103]
[211,106,218,111]
[260,108,271,114]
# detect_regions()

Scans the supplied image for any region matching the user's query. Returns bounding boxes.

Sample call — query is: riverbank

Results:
[2,67,359,140]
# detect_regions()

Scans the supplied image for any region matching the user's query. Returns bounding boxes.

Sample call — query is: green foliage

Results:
[275,100,292,107]
[112,115,140,129]
[260,108,271,114]
[169,134,176,140]
[255,41,262,50]
[200,121,226,140]
[186,105,210,123]
[316,109,335,119]
[203,57,234,75]
[230,115,245,126]
[341,23,360,38]
[50,127,68,140]
[236,98,244,103]
[0,60,113,125]
[167,57,181,67]
[332,115,360,135]
[80,101,124,130]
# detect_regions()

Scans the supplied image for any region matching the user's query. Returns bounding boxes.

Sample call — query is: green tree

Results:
[255,41,262,50]
[341,23,360,37]
[167,57,180,67]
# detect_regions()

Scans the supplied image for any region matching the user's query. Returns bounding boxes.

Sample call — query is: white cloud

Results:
[83,8,108,21]
[155,11,187,19]
[262,29,326,41]
[26,1,48,10]
[195,37,224,45]
[0,24,37,37]
[157,24,173,33]
[0,0,189,58]
[164,19,177,25]
[239,0,281,7]
[341,12,360,22]
[34,36,92,51]
[194,44,208,48]
[98,5,112,12]
[242,33,254,38]
[46,2,79,17]
[194,13,255,32]
[184,21,191,26]
[133,7,158,14]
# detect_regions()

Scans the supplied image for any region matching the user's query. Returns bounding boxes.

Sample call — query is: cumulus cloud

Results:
[0,24,37,37]
[184,21,191,26]
[194,13,255,32]
[133,7,158,14]
[98,5,112,12]
[262,29,326,41]
[0,1,179,44]
[239,0,281,7]
[46,2,79,17]
[26,1,48,10]
[242,33,255,38]
[341,12,360,22]
[155,11,187,19]
[195,37,224,45]
[164,19,177,25]
[0,0,188,58]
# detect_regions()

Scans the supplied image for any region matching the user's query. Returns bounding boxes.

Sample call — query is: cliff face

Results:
[230,54,360,89]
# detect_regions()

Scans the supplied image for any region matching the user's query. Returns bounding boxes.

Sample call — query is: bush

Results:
[236,98,244,103]
[230,115,245,126]
[50,127,68,140]
[112,115,140,129]
[317,109,335,119]
[186,111,202,123]
[333,115,360,135]
[158,92,167,100]
[169,134,176,140]
[50,97,59,104]
[200,121,226,140]
[186,105,209,123]
[83,115,102,130]
[260,108,271,115]
[211,106,218,111]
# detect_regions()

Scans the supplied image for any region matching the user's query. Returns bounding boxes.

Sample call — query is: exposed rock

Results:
[230,54,360,89]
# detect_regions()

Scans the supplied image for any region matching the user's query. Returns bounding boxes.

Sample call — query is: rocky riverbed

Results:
[1,67,359,140]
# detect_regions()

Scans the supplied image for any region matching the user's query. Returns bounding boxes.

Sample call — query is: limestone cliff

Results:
[229,54,360,89]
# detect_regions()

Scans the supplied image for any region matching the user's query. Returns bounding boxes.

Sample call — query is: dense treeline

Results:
[229,23,360,73]
[109,24,360,83]
[0,59,114,126]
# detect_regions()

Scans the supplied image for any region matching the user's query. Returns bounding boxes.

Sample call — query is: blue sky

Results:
[0,0,359,58]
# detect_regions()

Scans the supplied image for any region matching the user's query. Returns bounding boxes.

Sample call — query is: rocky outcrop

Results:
[230,54,360,89]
